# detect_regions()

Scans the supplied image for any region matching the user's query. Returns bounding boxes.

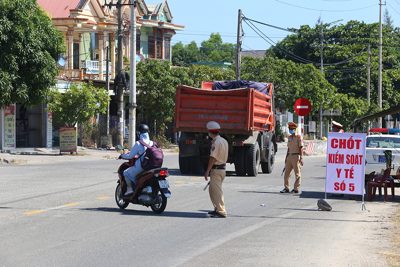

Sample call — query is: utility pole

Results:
[236,9,242,80]
[312,19,342,139]
[378,0,383,127]
[106,46,110,137]
[367,44,370,104]
[128,0,137,148]
[116,0,124,146]
[104,0,136,147]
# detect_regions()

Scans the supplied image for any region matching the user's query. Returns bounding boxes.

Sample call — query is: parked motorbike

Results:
[115,145,171,214]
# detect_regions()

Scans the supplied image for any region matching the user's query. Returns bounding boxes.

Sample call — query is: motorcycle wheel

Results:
[115,183,129,209]
[151,191,167,214]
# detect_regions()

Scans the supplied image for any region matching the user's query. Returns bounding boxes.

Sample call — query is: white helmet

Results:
[206,121,220,132]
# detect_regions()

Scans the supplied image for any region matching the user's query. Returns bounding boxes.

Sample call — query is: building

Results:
[0,0,184,150]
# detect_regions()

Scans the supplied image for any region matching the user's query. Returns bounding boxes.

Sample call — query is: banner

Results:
[4,105,15,148]
[59,127,77,153]
[325,132,366,195]
[46,112,52,148]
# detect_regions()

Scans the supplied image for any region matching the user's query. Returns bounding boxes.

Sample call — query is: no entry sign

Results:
[294,98,311,116]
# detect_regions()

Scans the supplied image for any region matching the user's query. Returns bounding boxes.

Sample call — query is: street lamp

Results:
[312,19,342,139]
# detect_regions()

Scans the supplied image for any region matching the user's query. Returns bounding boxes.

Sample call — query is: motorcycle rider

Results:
[120,124,153,196]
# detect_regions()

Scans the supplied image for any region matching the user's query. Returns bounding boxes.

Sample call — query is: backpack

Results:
[139,140,164,170]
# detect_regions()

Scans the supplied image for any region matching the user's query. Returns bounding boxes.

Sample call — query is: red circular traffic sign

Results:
[294,98,311,116]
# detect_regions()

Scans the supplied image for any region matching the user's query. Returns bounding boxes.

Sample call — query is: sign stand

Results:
[356,195,369,213]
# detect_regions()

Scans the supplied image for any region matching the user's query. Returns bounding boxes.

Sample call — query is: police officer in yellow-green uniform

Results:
[281,122,304,193]
[204,121,229,218]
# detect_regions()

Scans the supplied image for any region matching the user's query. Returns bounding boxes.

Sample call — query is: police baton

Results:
[203,181,210,191]
[281,167,286,176]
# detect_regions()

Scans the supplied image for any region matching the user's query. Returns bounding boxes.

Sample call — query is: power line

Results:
[275,0,376,12]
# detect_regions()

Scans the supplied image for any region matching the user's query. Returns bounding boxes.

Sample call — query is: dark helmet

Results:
[137,124,150,134]
[137,124,150,140]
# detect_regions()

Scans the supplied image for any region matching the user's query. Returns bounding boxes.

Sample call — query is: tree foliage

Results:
[172,33,236,67]
[0,0,65,109]
[47,82,109,128]
[265,19,400,129]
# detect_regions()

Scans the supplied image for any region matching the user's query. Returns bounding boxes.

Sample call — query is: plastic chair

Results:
[367,168,395,202]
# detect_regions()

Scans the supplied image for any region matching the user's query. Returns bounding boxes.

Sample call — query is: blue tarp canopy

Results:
[212,80,270,95]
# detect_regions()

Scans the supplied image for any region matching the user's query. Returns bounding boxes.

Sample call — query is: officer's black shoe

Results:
[280,188,290,193]
[208,210,218,215]
[290,189,299,193]
[210,212,226,218]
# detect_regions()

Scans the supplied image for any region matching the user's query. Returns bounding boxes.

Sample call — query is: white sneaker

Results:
[124,187,134,196]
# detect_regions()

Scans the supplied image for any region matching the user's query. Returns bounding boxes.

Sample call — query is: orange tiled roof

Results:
[37,0,82,18]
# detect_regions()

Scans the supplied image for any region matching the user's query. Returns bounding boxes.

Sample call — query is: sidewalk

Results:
[0,146,178,165]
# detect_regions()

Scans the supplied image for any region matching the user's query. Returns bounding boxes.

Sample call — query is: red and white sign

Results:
[294,98,311,116]
[325,132,366,195]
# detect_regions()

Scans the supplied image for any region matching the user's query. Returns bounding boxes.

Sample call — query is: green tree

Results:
[171,41,202,67]
[171,33,236,67]
[0,0,65,108]
[200,33,236,63]
[265,20,400,127]
[241,55,335,117]
[136,60,180,132]
[47,82,109,127]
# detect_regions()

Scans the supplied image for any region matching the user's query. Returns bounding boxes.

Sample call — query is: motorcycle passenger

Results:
[120,124,153,196]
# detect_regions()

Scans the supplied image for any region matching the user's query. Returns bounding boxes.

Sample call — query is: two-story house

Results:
[0,0,184,150]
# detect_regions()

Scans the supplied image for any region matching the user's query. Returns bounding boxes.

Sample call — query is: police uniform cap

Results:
[332,121,343,128]
[206,121,220,132]
[288,122,297,128]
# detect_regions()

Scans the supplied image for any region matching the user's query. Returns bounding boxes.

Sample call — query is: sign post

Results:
[59,127,77,154]
[326,132,367,211]
[294,98,311,137]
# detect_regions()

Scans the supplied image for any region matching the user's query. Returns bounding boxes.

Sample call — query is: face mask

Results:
[289,130,295,135]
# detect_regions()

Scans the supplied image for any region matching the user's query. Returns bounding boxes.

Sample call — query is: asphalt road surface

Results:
[0,147,397,266]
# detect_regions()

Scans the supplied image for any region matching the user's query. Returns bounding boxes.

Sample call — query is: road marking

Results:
[174,181,184,183]
[62,203,79,206]
[96,196,110,199]
[23,210,45,215]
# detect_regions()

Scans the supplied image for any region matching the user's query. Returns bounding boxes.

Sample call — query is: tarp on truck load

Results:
[212,80,271,95]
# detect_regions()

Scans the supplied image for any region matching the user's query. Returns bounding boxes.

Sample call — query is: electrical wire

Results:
[275,0,376,12]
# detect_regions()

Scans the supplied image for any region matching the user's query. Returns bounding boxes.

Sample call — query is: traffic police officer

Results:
[204,121,229,218]
[281,122,303,193]
[332,120,344,133]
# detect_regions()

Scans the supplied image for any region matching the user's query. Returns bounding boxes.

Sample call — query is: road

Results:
[0,147,397,266]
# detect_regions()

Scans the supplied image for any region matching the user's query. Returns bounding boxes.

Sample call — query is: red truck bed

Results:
[174,85,274,135]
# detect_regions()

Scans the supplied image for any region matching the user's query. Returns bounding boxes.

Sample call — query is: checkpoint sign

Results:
[294,98,311,116]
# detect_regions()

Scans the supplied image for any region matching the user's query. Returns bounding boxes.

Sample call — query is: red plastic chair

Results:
[367,168,395,202]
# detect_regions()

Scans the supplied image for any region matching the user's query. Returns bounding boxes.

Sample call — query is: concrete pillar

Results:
[111,34,116,79]
[98,31,104,80]
[67,28,74,69]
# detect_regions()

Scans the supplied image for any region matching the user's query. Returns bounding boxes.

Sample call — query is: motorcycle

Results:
[115,145,171,214]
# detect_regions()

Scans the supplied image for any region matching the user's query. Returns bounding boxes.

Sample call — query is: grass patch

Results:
[9,159,28,164]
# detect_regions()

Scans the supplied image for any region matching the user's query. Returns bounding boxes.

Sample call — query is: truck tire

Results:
[247,143,260,176]
[190,155,203,174]
[234,146,247,176]
[261,143,275,174]
[179,155,191,174]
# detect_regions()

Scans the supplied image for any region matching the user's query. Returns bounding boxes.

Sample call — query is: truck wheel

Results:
[190,155,203,174]
[247,143,260,176]
[179,155,191,174]
[261,143,275,174]
[234,146,247,176]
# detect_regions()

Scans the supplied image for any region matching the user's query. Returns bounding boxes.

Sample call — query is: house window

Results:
[157,37,162,59]
[164,37,170,60]
[136,34,141,55]
[148,36,155,58]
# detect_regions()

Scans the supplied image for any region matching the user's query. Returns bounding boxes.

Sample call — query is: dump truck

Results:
[174,81,278,177]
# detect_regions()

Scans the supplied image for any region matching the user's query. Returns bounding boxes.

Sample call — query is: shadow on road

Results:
[80,207,209,218]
